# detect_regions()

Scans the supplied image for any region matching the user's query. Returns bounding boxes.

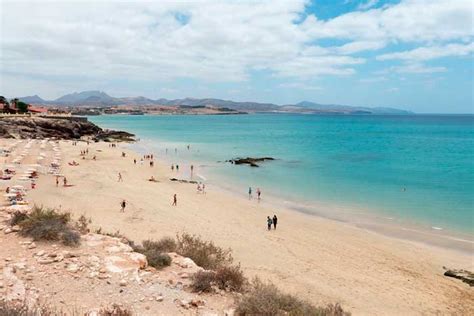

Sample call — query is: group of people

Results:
[267,215,278,230]
[248,187,262,200]
[196,182,206,194]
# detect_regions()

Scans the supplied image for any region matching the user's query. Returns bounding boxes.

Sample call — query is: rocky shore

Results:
[0,116,134,142]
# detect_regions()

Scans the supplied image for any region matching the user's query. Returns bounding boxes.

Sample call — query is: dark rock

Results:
[229,157,275,167]
[444,269,474,286]
[0,116,134,142]
[170,178,198,184]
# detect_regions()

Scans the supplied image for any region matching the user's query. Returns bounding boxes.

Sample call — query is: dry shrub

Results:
[96,304,133,316]
[133,239,172,269]
[142,237,177,253]
[19,206,80,246]
[176,233,233,270]
[236,278,350,316]
[75,214,91,234]
[214,264,246,292]
[0,300,60,316]
[9,211,28,226]
[191,264,246,293]
[191,270,217,292]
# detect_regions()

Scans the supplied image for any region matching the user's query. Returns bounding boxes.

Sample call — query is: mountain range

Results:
[18,90,412,114]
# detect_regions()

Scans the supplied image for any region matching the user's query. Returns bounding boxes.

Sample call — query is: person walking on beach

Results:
[267,216,273,231]
[120,199,126,212]
[118,172,123,182]
[63,177,67,187]
[134,159,136,165]
[176,164,179,172]
[171,164,174,171]
[273,215,278,230]
[248,187,252,199]
[172,194,177,206]
[202,183,206,194]
[55,176,59,187]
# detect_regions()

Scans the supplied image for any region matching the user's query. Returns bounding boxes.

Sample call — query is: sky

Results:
[0,0,473,113]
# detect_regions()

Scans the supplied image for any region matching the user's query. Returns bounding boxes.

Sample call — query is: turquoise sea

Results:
[90,114,474,238]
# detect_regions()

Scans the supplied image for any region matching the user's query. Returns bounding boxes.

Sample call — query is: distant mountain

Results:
[19,95,45,103]
[54,91,116,104]
[296,101,411,114]
[15,91,412,114]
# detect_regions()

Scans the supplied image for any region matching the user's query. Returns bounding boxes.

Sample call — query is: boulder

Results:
[228,157,275,167]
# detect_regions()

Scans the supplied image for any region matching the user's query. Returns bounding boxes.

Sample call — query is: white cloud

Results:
[391,63,447,74]
[302,0,473,42]
[0,0,472,97]
[377,43,474,61]
[358,0,379,11]
[279,82,322,90]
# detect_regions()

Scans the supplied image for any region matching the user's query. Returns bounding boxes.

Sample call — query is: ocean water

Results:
[90,114,474,236]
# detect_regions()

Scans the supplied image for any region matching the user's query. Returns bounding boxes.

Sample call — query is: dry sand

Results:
[2,139,473,315]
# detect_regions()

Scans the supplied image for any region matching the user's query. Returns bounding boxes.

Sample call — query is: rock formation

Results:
[228,157,275,167]
[0,116,134,142]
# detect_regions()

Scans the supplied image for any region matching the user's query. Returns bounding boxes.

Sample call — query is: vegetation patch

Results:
[191,264,246,293]
[176,233,233,270]
[133,238,173,269]
[18,206,81,246]
[9,211,28,226]
[236,278,350,316]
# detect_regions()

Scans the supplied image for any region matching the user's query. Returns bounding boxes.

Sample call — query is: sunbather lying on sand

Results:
[68,161,79,166]
[148,176,158,182]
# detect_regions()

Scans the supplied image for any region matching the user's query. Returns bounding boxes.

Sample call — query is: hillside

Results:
[17,91,412,114]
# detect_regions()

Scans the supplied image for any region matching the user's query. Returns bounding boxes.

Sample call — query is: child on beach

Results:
[267,216,273,231]
[172,194,177,206]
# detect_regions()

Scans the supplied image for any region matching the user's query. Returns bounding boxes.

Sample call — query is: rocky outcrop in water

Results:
[0,116,134,142]
[228,157,275,167]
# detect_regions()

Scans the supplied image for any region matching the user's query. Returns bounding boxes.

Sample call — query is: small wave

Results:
[196,173,207,181]
[431,226,443,230]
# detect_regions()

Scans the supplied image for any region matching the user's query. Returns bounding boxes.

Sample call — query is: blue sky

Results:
[1,0,473,113]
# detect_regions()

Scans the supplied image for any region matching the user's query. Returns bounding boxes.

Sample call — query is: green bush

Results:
[18,206,80,246]
[176,233,233,270]
[236,278,350,316]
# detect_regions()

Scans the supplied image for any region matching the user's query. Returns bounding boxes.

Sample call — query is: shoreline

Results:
[2,137,473,314]
[125,138,474,255]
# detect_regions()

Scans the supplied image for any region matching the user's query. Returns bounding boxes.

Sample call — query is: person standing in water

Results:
[248,187,252,199]
[273,215,278,230]
[172,194,177,206]
[267,216,273,231]
[176,164,179,172]
[257,188,261,201]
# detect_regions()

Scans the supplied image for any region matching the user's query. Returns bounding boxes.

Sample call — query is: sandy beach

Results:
[1,138,473,315]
